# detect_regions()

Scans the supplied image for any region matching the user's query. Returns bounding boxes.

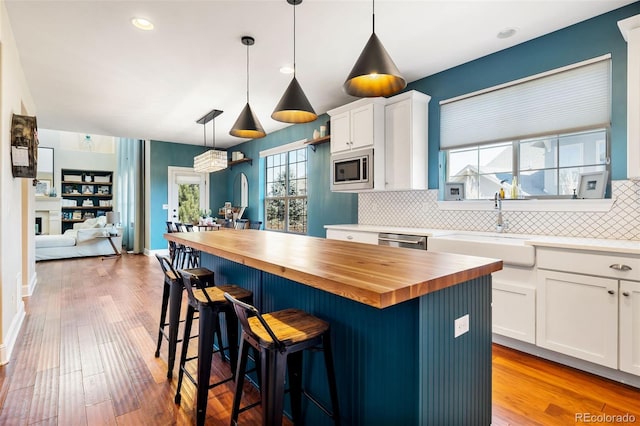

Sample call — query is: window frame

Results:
[444,127,610,200]
[264,146,308,234]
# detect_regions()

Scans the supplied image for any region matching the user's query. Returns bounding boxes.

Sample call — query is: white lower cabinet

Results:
[492,267,536,344]
[536,247,640,374]
[325,229,378,245]
[537,269,618,368]
[620,280,640,375]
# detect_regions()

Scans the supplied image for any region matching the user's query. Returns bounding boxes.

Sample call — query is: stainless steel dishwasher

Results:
[378,233,427,250]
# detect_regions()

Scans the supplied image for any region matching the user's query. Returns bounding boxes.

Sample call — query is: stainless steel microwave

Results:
[331,148,374,191]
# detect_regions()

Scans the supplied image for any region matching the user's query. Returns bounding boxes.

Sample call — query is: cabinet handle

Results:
[609,263,632,271]
[607,290,615,295]
[623,292,631,297]
[346,235,354,240]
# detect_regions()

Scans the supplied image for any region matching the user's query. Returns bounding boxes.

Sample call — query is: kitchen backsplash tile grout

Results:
[358,180,640,241]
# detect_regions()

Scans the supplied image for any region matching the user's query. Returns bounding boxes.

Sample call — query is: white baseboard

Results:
[145,248,169,257]
[22,272,38,297]
[0,302,26,365]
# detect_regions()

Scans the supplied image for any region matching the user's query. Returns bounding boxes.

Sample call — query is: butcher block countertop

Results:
[165,230,503,309]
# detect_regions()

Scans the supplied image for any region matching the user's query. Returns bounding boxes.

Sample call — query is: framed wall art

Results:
[577,170,607,199]
[444,182,465,201]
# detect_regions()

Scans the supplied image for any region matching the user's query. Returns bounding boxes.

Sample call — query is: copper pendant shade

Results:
[230,36,266,138]
[271,0,317,124]
[343,1,406,97]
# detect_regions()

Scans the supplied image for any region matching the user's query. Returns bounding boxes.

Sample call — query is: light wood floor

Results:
[0,253,638,425]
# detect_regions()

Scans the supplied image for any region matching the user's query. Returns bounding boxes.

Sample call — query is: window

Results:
[446,129,608,199]
[265,147,308,233]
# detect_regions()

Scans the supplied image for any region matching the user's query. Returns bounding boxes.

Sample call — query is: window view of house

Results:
[446,129,608,199]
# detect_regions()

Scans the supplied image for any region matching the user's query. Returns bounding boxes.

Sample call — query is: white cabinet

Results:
[328,98,385,154]
[537,269,618,368]
[326,229,378,245]
[492,266,536,344]
[384,90,430,190]
[620,280,640,375]
[537,247,639,373]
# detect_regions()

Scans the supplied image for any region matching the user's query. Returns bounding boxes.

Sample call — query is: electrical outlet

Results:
[454,314,470,338]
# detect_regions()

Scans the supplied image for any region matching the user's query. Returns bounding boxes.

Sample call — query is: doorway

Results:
[167,167,209,225]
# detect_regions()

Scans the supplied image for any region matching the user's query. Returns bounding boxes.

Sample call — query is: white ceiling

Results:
[5,0,635,149]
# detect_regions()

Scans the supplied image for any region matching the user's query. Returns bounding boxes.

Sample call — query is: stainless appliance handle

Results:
[378,237,422,244]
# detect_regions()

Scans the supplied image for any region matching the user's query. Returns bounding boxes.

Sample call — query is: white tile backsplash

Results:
[358,180,640,240]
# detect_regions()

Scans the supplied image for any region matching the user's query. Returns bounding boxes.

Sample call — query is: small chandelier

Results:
[194,109,227,173]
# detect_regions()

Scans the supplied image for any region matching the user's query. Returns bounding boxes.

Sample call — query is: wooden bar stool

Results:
[175,270,253,426]
[154,255,216,379]
[224,293,341,426]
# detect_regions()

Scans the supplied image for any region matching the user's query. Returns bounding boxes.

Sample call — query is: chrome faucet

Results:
[494,192,507,233]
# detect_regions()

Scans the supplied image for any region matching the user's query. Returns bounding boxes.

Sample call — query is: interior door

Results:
[167,166,209,225]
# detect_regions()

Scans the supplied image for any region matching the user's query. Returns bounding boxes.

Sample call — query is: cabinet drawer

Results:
[537,247,639,280]
[326,229,378,245]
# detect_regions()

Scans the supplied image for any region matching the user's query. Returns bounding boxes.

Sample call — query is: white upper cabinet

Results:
[328,98,385,154]
[384,90,430,190]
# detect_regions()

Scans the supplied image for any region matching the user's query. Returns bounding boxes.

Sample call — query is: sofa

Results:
[35,216,122,261]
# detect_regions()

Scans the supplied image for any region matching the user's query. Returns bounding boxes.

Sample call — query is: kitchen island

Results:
[165,230,502,425]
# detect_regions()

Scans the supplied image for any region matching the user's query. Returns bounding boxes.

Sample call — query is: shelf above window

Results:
[228,158,253,169]
[305,135,330,152]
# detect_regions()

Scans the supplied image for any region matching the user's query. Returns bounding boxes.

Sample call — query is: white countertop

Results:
[324,224,640,256]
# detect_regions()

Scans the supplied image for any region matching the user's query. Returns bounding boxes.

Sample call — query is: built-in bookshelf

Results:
[60,169,113,232]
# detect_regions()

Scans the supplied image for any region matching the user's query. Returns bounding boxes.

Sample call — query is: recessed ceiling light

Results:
[497,28,517,39]
[279,65,294,74]
[131,17,154,31]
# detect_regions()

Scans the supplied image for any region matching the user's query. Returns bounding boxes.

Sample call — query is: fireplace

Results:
[35,197,61,235]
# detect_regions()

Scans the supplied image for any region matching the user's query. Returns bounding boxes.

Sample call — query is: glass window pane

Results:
[520,169,558,196]
[265,199,285,231]
[478,142,512,174]
[178,183,200,224]
[297,162,306,179]
[266,156,273,168]
[288,198,307,234]
[297,148,306,162]
[559,130,607,167]
[520,137,558,171]
[448,148,477,178]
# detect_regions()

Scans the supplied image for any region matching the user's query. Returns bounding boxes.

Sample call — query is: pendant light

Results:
[271,0,317,123]
[230,36,266,139]
[343,0,406,97]
[194,109,227,173]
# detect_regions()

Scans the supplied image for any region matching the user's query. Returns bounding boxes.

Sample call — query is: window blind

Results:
[440,55,611,149]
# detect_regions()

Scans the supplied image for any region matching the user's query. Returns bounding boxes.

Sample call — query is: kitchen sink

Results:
[428,233,536,267]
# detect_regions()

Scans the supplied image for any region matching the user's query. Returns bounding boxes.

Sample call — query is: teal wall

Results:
[148,116,358,250]
[409,2,639,188]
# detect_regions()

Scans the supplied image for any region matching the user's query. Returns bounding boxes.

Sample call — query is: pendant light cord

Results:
[293,1,297,77]
[372,0,375,33]
[203,120,207,149]
[246,41,250,103]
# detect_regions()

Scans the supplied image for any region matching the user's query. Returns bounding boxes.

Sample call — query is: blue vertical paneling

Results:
[201,252,493,425]
[419,275,493,425]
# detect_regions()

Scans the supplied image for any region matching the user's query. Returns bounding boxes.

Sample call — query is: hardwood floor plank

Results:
[77,325,104,377]
[85,400,117,426]
[58,370,86,426]
[0,384,33,425]
[82,373,110,406]
[98,295,123,324]
[28,367,59,425]
[98,340,140,417]
[59,323,82,376]
[127,326,168,384]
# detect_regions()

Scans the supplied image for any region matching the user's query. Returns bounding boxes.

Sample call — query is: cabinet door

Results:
[620,280,640,376]
[350,103,375,150]
[537,270,618,368]
[385,99,412,189]
[330,111,351,154]
[492,280,536,344]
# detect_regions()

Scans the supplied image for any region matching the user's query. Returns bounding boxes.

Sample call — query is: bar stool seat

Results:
[225,294,341,426]
[175,270,253,426]
[154,255,215,379]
